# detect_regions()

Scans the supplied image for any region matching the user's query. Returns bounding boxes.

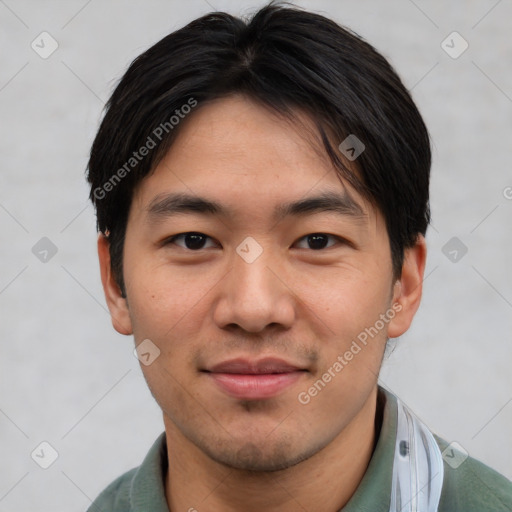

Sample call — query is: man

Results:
[86,3,512,511]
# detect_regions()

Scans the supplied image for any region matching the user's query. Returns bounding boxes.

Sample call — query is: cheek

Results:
[292,263,392,339]
[123,257,215,339]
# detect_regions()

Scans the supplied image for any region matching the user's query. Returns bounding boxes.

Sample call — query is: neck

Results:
[164,386,380,512]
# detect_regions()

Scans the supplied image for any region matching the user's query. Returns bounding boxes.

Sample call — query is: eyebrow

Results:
[146,190,367,224]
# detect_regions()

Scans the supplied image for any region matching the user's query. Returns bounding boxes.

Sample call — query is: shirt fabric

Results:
[87,386,512,511]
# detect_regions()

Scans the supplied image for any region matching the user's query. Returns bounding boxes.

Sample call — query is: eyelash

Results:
[163,232,349,251]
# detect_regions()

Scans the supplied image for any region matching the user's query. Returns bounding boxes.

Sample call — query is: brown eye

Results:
[166,232,216,250]
[294,233,341,250]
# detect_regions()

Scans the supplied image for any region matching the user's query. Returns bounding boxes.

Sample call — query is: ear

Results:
[387,234,427,338]
[97,234,133,335]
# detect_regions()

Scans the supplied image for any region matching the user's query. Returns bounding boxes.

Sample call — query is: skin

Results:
[98,94,426,512]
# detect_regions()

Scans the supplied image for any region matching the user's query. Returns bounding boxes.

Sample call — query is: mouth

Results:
[201,357,308,400]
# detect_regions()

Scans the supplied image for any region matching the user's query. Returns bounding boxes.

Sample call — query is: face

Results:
[99,94,424,472]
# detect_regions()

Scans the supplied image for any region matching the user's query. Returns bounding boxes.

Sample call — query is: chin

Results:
[199,436,320,473]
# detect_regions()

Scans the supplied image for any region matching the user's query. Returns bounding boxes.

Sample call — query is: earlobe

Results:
[97,234,133,335]
[387,235,427,338]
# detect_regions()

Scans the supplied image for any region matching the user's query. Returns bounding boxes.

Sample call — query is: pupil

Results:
[308,234,327,250]
[186,233,205,250]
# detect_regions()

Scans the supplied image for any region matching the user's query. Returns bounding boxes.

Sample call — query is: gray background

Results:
[1,0,511,510]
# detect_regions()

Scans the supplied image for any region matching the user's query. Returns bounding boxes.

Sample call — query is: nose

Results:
[212,241,296,334]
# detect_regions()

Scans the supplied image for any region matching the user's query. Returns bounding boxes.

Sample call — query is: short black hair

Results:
[87,1,431,296]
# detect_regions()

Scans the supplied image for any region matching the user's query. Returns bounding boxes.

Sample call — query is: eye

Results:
[163,232,348,251]
[294,233,345,250]
[164,232,217,250]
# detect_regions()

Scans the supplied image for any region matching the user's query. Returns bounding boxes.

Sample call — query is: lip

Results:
[207,357,303,374]
[203,357,307,400]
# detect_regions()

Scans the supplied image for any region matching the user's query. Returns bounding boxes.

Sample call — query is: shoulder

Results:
[86,432,168,512]
[434,435,512,512]
[86,466,138,512]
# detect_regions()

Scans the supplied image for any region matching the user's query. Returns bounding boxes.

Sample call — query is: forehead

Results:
[130,95,377,227]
